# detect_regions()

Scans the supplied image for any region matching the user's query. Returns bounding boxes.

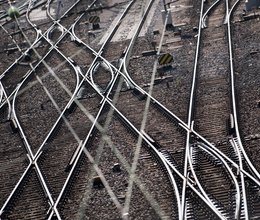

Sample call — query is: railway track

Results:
[0,0,101,219]
[193,0,230,143]
[0,0,260,219]
[1,0,180,219]
[180,0,260,219]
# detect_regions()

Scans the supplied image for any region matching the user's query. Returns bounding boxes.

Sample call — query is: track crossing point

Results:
[158,53,173,65]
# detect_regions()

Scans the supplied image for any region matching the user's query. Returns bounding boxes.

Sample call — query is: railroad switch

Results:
[112,163,121,172]
[92,176,104,189]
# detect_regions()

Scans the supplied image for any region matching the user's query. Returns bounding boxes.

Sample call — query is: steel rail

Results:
[0,0,98,109]
[68,5,260,219]
[0,0,98,216]
[35,0,135,96]
[99,96,224,219]
[188,146,229,219]
[46,0,55,22]
[0,82,11,122]
[193,143,241,219]
[110,102,223,219]
[1,0,46,118]
[68,2,192,138]
[81,77,225,219]
[0,29,77,220]
[32,0,131,159]
[28,1,142,216]
[230,137,244,219]
[7,43,79,220]
[25,0,43,46]
[70,0,135,90]
[28,0,256,194]
[0,23,23,53]
[227,0,260,181]
[162,157,226,219]
[178,0,205,218]
[0,0,82,82]
[201,0,222,28]
[24,2,102,160]
[46,101,107,220]
[0,162,32,217]
[47,1,182,218]
[48,0,177,217]
[122,0,155,69]
[70,17,189,135]
[192,130,260,186]
[226,0,256,219]
[2,0,258,218]
[15,1,244,217]
[119,4,181,218]
[89,59,115,94]
[177,0,243,218]
[128,6,181,218]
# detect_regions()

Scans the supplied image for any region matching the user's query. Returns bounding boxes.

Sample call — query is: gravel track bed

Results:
[192,147,236,214]
[30,40,52,62]
[102,40,130,61]
[73,1,128,52]
[1,64,31,96]
[1,0,260,219]
[57,34,95,68]
[0,122,28,208]
[128,36,195,123]
[232,11,260,171]
[110,116,178,219]
[58,0,93,29]
[193,2,230,143]
[15,51,77,154]
[0,28,22,74]
[60,112,178,219]
[37,85,102,200]
[126,0,199,124]
[3,169,49,220]
[114,90,185,152]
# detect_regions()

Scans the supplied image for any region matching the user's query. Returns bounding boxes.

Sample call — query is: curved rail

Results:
[191,143,241,219]
[201,0,222,28]
[89,60,115,94]
[227,0,260,181]
[47,1,183,219]
[2,0,259,219]
[0,1,98,218]
[226,0,258,219]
